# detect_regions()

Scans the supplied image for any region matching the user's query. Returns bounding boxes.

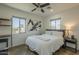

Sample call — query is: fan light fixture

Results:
[47,6,53,12]
[50,9,53,12]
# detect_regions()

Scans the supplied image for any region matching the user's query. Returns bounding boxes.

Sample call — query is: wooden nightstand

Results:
[64,37,77,53]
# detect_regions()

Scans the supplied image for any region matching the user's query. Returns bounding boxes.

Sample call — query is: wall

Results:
[0,4,44,48]
[43,5,79,50]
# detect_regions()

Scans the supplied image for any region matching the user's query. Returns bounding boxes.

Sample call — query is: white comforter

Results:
[26,34,64,55]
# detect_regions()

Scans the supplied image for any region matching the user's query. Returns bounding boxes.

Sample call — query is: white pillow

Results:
[45,31,63,37]
[45,31,53,35]
[52,31,63,36]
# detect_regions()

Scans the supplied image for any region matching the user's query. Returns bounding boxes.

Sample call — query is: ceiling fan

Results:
[32,3,50,13]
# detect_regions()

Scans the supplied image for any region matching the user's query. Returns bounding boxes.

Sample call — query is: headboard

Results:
[46,29,65,38]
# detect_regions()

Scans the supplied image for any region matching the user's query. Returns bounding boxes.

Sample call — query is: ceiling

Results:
[3,3,79,17]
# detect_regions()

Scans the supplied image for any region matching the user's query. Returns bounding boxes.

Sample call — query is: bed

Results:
[26,29,65,55]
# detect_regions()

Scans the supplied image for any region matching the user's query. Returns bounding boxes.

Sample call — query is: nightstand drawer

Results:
[65,40,76,44]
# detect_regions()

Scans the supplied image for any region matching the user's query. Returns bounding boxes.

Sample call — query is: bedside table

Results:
[64,37,77,53]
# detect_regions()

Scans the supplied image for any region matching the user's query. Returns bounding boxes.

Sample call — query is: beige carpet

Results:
[8,45,79,55]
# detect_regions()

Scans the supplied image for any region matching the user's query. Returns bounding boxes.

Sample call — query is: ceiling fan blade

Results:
[40,3,50,8]
[38,3,40,6]
[32,8,37,12]
[32,3,39,7]
[41,9,44,13]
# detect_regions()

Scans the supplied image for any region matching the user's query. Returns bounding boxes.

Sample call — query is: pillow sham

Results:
[45,31,53,35]
[52,31,63,36]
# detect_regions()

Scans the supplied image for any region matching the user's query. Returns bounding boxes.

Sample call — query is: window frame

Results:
[12,16,26,34]
[50,18,61,29]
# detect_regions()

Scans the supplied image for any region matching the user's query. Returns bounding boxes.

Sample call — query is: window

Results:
[12,17,19,34]
[12,17,26,34]
[50,18,61,29]
[20,19,26,33]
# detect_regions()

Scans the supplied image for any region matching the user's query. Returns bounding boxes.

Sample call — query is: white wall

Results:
[43,5,79,50]
[0,4,44,48]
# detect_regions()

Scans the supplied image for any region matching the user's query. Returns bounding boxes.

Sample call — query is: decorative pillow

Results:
[52,31,63,37]
[45,31,53,35]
